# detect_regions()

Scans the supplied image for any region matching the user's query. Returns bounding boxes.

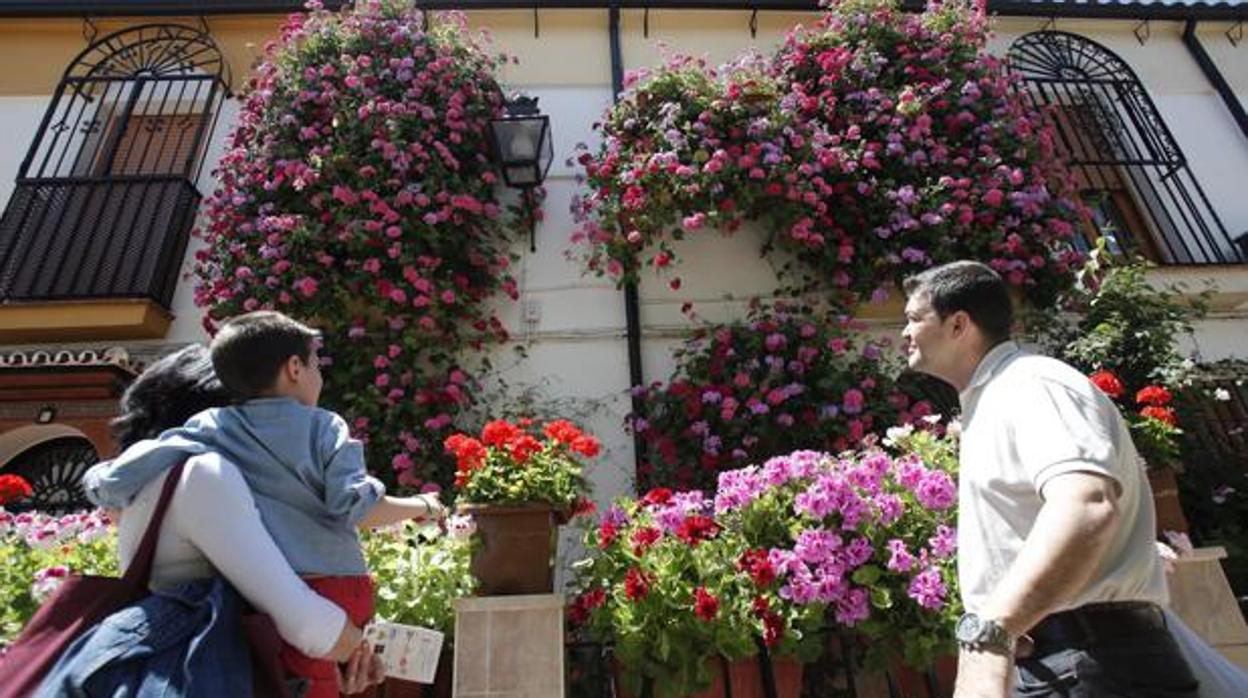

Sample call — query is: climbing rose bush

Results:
[572,0,1083,307]
[194,1,528,489]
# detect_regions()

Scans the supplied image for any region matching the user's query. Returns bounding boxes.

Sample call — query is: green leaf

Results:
[851,564,881,586]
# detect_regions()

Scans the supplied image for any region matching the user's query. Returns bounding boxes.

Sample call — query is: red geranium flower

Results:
[693,586,719,621]
[0,474,33,505]
[750,595,785,646]
[543,419,583,445]
[568,587,607,625]
[571,497,597,518]
[624,567,651,601]
[630,526,662,556]
[762,611,785,647]
[641,487,673,507]
[444,434,486,475]
[1089,370,1124,399]
[506,434,543,464]
[675,515,721,546]
[737,548,776,587]
[1136,385,1173,407]
[1140,405,1178,426]
[570,435,601,458]
[481,419,521,447]
[597,521,619,549]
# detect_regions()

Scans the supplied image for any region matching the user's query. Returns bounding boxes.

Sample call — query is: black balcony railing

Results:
[0,177,200,307]
[0,24,228,309]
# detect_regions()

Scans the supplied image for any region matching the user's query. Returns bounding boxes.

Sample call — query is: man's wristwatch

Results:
[955,612,1016,656]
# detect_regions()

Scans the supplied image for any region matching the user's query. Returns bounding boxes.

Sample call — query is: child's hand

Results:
[417,493,448,521]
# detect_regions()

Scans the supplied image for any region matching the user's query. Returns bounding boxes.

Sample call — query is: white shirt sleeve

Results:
[1008,375,1122,493]
[172,454,348,658]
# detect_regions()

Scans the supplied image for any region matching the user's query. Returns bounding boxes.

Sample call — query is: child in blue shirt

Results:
[84,310,443,697]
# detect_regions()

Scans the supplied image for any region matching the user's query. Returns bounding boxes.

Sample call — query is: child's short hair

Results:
[210,311,320,399]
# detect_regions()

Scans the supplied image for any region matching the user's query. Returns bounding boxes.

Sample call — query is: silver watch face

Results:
[955,613,983,643]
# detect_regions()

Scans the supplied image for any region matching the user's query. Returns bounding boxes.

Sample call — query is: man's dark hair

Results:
[209,311,319,399]
[902,260,1014,345]
[112,344,232,449]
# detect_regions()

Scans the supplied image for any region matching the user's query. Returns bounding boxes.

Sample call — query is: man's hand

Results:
[953,649,1013,698]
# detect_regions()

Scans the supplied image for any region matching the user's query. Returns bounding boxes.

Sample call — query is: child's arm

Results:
[358,493,448,530]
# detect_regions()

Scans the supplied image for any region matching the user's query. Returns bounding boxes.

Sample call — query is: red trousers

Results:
[279,576,375,698]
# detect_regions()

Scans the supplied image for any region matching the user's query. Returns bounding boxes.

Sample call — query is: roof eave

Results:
[0,1,1244,23]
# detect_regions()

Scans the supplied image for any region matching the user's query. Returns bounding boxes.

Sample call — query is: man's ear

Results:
[949,310,971,339]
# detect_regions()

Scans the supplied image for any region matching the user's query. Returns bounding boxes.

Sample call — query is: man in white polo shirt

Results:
[900,261,1197,697]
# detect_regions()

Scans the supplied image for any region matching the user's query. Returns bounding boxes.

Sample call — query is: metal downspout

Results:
[1183,19,1248,145]
[608,5,648,486]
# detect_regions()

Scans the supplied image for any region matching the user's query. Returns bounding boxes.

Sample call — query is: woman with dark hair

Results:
[54,344,382,695]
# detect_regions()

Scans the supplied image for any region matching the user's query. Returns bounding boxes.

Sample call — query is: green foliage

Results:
[0,510,117,646]
[362,520,476,636]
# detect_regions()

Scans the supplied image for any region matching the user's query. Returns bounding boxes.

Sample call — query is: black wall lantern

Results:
[489,94,553,251]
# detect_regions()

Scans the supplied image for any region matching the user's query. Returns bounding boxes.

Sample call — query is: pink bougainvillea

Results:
[193,2,528,489]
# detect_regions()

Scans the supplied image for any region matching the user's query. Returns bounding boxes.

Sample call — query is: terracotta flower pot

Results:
[885,654,958,698]
[1147,467,1190,534]
[614,656,804,698]
[459,503,556,596]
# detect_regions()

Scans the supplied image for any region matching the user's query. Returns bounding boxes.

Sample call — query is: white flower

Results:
[31,566,70,602]
[446,514,476,541]
[1213,387,1231,402]
[25,523,61,549]
[883,423,914,446]
[77,521,109,544]
[946,419,963,438]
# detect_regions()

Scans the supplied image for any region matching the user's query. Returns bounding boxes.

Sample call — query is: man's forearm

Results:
[980,487,1119,637]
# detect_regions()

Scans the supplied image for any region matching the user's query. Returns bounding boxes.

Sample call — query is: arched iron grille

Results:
[0,24,230,307]
[1008,31,1243,265]
[2,436,98,514]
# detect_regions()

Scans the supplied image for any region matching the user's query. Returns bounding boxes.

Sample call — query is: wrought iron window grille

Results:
[0,23,231,308]
[1008,31,1245,266]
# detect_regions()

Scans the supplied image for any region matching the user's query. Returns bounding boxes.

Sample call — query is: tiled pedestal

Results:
[452,594,564,698]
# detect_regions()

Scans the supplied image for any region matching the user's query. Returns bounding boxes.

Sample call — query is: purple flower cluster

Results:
[715,444,960,635]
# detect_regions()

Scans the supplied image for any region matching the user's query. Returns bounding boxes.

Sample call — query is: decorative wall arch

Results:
[0,427,99,513]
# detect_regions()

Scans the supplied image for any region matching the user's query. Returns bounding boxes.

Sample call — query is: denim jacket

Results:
[82,398,384,575]
[36,578,254,698]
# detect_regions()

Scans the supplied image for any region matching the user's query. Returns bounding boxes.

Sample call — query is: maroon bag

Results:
[0,461,186,698]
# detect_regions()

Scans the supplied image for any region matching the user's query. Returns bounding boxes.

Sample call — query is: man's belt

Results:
[1028,601,1166,652]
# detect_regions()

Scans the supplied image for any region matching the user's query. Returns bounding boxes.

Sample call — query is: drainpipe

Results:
[608,4,649,484]
[1182,19,1248,144]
